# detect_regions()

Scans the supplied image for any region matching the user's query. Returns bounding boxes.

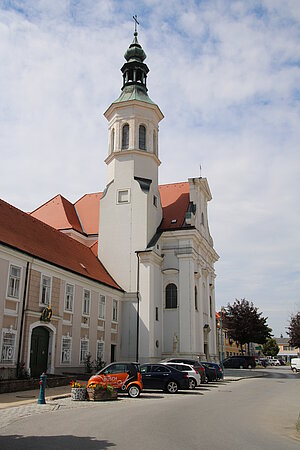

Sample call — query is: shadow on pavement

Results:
[0,435,116,449]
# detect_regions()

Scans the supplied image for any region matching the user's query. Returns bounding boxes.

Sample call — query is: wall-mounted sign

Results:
[40,306,53,322]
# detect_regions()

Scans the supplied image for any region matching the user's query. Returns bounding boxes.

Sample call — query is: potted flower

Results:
[70,380,87,401]
[87,382,117,401]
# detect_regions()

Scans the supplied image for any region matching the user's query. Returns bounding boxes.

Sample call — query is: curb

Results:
[48,393,71,401]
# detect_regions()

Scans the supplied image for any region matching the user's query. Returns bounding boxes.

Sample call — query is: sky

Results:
[0,0,299,337]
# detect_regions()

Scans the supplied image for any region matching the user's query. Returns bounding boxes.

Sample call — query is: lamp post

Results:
[220,307,224,371]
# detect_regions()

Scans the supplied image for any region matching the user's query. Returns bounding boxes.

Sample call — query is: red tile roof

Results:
[31,195,84,234]
[159,182,190,230]
[30,182,191,237]
[75,193,102,235]
[0,199,122,291]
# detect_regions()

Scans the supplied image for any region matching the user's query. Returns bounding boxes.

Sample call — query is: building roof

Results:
[74,193,102,235]
[30,182,191,236]
[0,199,122,291]
[31,195,84,234]
[159,182,190,230]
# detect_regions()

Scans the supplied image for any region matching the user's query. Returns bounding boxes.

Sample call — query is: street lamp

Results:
[220,306,225,371]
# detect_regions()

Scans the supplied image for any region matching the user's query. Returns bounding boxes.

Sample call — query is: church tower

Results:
[98,26,164,294]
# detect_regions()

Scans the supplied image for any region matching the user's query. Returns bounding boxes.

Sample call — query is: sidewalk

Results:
[0,385,71,409]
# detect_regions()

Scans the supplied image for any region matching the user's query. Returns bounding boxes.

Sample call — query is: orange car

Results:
[87,362,143,398]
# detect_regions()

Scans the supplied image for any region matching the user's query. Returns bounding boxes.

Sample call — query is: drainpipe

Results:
[16,261,30,376]
[136,252,140,362]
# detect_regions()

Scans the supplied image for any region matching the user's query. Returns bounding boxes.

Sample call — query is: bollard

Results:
[37,372,47,404]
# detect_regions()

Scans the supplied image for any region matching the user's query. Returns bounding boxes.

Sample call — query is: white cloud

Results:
[0,0,299,336]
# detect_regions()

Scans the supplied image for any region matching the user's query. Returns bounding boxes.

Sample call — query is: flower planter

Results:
[71,387,87,401]
[87,387,118,401]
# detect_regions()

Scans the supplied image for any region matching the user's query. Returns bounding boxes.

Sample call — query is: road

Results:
[0,367,299,450]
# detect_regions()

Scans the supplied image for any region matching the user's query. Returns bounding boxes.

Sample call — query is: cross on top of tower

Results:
[133,15,139,34]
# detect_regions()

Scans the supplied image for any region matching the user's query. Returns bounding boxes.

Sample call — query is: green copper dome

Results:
[112,29,158,106]
[124,32,147,63]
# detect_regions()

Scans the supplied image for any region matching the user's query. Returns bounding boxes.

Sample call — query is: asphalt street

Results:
[0,367,299,450]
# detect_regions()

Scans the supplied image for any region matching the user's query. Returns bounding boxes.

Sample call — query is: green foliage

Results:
[262,338,279,357]
[223,298,272,353]
[287,312,300,348]
[84,353,93,374]
[94,356,106,372]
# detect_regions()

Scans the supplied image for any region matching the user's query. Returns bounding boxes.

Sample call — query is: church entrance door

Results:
[30,327,49,378]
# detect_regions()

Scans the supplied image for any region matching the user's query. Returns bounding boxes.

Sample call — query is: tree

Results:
[262,338,279,357]
[287,312,300,348]
[223,298,272,355]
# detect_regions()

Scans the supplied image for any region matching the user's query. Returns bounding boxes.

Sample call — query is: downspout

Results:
[16,261,30,376]
[136,252,140,362]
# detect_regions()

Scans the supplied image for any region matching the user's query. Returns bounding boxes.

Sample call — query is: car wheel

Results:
[247,364,252,369]
[189,378,196,390]
[239,365,244,369]
[127,384,140,398]
[166,380,178,393]
[292,368,297,373]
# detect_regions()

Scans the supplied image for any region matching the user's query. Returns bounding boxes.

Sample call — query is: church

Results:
[0,26,219,378]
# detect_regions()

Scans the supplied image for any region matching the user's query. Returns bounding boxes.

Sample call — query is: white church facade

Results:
[98,29,219,362]
[0,28,219,378]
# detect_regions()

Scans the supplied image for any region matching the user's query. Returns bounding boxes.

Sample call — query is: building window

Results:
[80,339,89,364]
[165,283,177,309]
[40,275,51,305]
[61,336,72,364]
[117,189,129,204]
[96,341,105,361]
[139,125,146,150]
[195,286,198,311]
[111,128,115,153]
[1,329,16,364]
[7,265,21,299]
[155,307,159,321]
[83,289,90,316]
[122,124,129,150]
[64,283,74,312]
[98,295,106,319]
[209,295,212,318]
[153,130,157,154]
[153,195,157,207]
[112,300,118,322]
[201,212,204,225]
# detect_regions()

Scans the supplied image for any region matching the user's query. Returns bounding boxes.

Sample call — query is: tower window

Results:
[139,125,146,150]
[111,128,115,153]
[117,189,130,204]
[153,130,157,155]
[122,124,129,150]
[153,195,157,207]
[201,212,205,225]
[165,283,177,309]
[195,286,198,311]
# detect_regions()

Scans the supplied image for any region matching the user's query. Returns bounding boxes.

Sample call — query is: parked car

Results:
[87,362,143,398]
[200,361,223,380]
[162,362,201,389]
[140,363,190,393]
[291,358,300,373]
[199,362,217,382]
[267,357,281,366]
[223,356,256,369]
[165,358,206,383]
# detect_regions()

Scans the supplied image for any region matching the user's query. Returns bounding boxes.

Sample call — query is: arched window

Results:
[165,283,177,309]
[195,286,198,311]
[122,124,129,150]
[153,130,157,154]
[111,128,115,153]
[139,125,146,150]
